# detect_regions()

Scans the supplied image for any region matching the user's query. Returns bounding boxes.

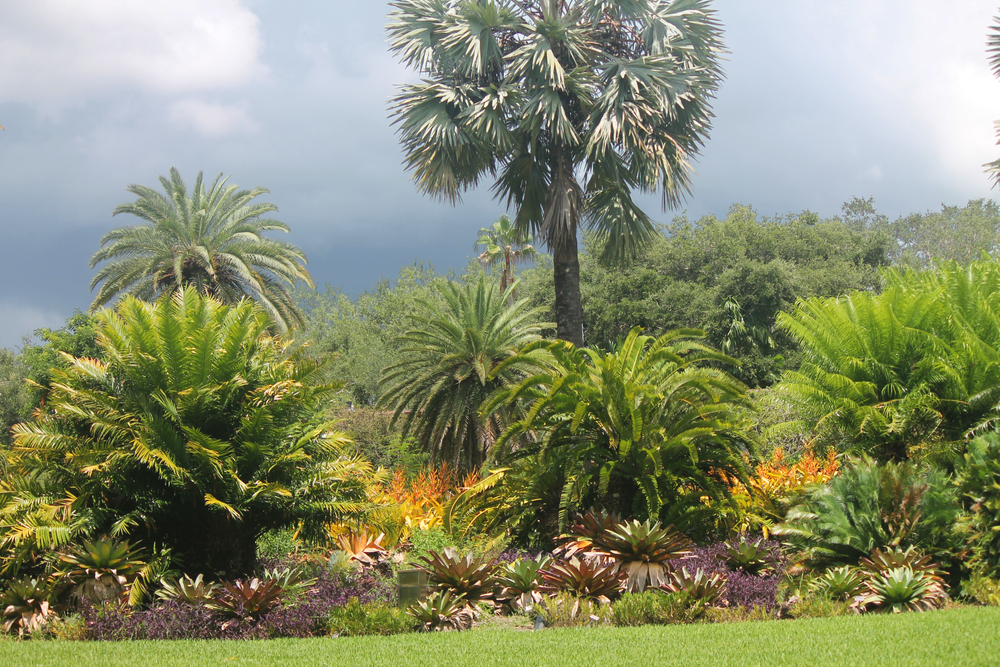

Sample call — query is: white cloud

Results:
[169,99,258,136]
[0,0,264,108]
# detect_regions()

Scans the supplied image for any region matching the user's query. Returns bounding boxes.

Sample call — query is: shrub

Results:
[327,598,414,636]
[789,595,854,619]
[964,576,1000,606]
[599,520,693,592]
[536,592,609,628]
[664,568,726,605]
[494,557,550,613]
[0,576,57,637]
[610,590,707,626]
[718,538,773,575]
[408,590,475,631]
[538,558,624,603]
[809,566,866,600]
[35,613,87,641]
[859,567,945,613]
[703,605,777,623]
[421,547,496,603]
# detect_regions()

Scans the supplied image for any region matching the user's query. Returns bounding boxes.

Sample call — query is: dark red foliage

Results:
[681,540,786,611]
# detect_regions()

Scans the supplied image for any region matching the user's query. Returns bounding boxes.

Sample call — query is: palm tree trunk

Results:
[553,235,584,347]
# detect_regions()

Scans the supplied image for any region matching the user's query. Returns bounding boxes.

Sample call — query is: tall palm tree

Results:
[89,168,313,332]
[377,278,544,472]
[985,13,1000,187]
[475,214,537,304]
[388,0,724,346]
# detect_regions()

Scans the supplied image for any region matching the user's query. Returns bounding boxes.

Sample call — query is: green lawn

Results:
[3,606,998,667]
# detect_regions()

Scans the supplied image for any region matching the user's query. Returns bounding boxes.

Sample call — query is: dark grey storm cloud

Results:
[1,0,998,346]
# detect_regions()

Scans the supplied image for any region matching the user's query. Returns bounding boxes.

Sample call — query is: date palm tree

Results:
[388,0,724,346]
[475,215,537,304]
[378,278,544,472]
[89,168,312,332]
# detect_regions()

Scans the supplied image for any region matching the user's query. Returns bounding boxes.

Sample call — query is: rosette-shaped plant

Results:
[0,577,56,637]
[421,547,496,604]
[555,511,621,560]
[156,573,219,604]
[809,566,866,601]
[859,567,942,613]
[600,520,693,592]
[336,531,388,567]
[494,557,550,612]
[717,538,773,575]
[539,558,625,603]
[664,567,726,605]
[59,539,146,605]
[408,590,475,632]
[207,578,284,621]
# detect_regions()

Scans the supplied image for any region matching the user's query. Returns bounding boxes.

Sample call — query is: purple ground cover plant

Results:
[681,540,787,611]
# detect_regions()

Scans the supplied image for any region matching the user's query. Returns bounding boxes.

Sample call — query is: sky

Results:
[1,0,999,347]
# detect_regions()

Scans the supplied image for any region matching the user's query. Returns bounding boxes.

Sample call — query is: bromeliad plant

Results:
[1,576,57,637]
[494,557,551,612]
[717,538,774,575]
[539,558,625,603]
[58,539,146,605]
[599,520,693,592]
[407,590,475,632]
[206,578,283,621]
[809,566,866,601]
[335,531,389,567]
[858,567,943,614]
[421,547,496,604]
[663,567,727,606]
[156,573,219,605]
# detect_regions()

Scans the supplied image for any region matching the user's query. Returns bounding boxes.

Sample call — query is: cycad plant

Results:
[379,278,544,472]
[485,327,753,533]
[388,0,724,346]
[4,288,377,577]
[89,168,312,332]
[774,458,960,568]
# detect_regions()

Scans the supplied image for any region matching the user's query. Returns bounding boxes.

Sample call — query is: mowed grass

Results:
[3,606,998,667]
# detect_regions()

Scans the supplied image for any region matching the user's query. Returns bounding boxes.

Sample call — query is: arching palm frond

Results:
[378,277,545,472]
[89,168,312,332]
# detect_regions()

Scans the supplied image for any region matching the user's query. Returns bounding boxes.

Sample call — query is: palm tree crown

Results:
[388,0,724,345]
[475,215,537,301]
[89,168,313,332]
[378,278,544,472]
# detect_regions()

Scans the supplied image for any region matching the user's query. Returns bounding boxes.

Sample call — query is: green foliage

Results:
[777,257,1000,461]
[485,327,753,541]
[156,574,218,605]
[379,278,544,471]
[891,200,1000,268]
[296,263,450,407]
[809,566,866,601]
[0,576,56,636]
[326,598,414,636]
[0,348,32,448]
[718,538,773,575]
[89,168,312,332]
[955,433,1000,578]
[407,590,475,632]
[775,458,961,568]
[0,289,377,577]
[963,576,1000,606]
[535,591,609,628]
[610,590,707,626]
[789,594,854,619]
[516,206,890,386]
[861,567,943,614]
[420,547,496,604]
[538,558,624,603]
[664,568,727,606]
[475,215,537,300]
[256,529,301,562]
